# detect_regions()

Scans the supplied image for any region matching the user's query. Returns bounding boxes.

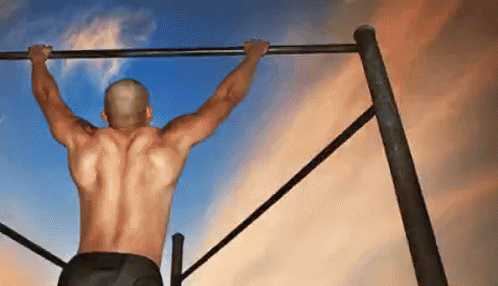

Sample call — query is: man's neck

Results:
[112,123,149,133]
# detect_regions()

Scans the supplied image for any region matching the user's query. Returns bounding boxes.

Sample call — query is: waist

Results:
[69,251,161,272]
[78,239,164,268]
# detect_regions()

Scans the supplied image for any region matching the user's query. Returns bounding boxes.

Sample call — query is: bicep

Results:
[162,98,236,148]
[37,94,81,145]
[52,116,90,148]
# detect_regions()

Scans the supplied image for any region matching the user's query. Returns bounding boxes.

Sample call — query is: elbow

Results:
[32,85,45,94]
[32,85,51,98]
[32,86,48,102]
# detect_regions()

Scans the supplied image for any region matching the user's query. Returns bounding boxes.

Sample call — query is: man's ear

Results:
[146,106,153,122]
[101,110,109,123]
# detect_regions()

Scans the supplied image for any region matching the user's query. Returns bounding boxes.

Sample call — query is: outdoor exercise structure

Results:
[0,25,449,285]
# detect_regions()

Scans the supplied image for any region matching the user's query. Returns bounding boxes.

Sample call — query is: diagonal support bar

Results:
[181,105,376,281]
[354,25,448,286]
[0,44,357,60]
[0,222,67,268]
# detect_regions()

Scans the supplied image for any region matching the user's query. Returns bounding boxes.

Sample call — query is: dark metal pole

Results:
[0,44,357,60]
[353,25,448,286]
[0,222,67,268]
[181,105,376,280]
[171,233,184,286]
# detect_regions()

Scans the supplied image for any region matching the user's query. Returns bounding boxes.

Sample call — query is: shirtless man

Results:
[28,40,269,286]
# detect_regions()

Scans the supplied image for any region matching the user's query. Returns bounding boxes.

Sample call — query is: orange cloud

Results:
[185,0,498,285]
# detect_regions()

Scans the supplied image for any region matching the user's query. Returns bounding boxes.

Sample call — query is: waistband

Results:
[69,252,160,272]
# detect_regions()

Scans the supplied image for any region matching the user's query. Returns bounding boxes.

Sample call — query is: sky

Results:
[0,0,497,285]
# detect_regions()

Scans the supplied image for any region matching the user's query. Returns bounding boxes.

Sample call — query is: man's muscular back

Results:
[65,40,269,271]
[69,126,189,268]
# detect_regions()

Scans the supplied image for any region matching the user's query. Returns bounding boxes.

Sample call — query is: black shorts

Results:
[57,252,163,286]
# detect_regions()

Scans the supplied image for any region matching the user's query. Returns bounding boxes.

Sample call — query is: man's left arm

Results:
[30,45,89,148]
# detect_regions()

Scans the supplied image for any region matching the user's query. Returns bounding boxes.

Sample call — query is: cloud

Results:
[0,3,157,93]
[184,0,498,285]
[57,4,157,92]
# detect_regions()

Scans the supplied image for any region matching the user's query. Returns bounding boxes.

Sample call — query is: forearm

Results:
[31,60,59,98]
[217,54,262,104]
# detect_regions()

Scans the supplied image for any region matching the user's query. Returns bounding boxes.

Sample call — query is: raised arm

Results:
[29,45,90,148]
[163,40,269,149]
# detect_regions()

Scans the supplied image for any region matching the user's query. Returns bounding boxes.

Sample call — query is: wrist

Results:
[30,58,47,64]
[244,53,261,61]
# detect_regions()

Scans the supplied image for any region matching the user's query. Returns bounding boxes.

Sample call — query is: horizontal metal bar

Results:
[181,105,375,280]
[0,221,67,268]
[0,44,357,60]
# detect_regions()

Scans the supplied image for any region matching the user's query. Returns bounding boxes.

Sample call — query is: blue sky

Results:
[0,0,341,283]
[0,0,322,222]
[2,0,498,285]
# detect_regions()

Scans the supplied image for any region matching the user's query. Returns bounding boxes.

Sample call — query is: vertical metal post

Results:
[171,233,185,286]
[353,25,448,286]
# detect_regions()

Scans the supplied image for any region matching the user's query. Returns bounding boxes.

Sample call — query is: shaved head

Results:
[104,79,150,128]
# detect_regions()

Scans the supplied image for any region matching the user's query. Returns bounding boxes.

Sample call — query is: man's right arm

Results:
[162,40,269,149]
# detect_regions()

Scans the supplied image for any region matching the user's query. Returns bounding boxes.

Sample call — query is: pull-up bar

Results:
[0,44,357,60]
[0,25,449,286]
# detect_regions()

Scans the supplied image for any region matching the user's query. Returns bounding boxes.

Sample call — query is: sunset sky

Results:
[0,0,497,285]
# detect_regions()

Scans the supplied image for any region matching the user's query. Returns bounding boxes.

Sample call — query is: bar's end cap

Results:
[358,24,375,31]
[354,24,376,41]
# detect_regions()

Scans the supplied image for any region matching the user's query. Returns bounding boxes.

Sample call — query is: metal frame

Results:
[0,44,356,60]
[0,25,448,286]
